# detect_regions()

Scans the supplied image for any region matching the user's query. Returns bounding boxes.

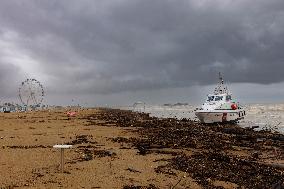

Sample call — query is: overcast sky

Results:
[0,0,284,106]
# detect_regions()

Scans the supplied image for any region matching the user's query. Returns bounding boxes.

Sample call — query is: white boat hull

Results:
[195,110,245,123]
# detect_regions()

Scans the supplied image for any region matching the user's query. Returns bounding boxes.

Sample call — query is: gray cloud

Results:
[0,62,23,98]
[0,0,284,104]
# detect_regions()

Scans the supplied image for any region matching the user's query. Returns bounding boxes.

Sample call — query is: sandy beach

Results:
[0,108,283,189]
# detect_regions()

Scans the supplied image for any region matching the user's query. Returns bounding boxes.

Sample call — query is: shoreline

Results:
[0,108,283,188]
[93,108,284,188]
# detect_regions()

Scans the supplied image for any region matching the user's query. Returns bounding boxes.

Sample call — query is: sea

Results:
[118,103,284,133]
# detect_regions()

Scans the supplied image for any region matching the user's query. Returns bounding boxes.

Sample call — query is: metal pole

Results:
[53,144,72,173]
[61,148,64,173]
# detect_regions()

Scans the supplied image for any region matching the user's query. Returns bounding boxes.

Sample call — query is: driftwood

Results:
[267,163,284,169]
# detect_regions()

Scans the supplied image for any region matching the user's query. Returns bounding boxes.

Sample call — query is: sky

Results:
[0,0,284,106]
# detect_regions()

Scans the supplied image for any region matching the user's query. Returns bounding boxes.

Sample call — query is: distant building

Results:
[0,103,27,112]
[0,103,14,112]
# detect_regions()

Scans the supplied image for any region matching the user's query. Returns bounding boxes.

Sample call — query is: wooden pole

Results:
[61,148,64,173]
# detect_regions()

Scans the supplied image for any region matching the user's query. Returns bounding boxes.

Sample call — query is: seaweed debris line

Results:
[86,108,284,188]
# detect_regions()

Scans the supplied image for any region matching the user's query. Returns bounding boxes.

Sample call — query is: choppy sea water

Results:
[118,103,284,133]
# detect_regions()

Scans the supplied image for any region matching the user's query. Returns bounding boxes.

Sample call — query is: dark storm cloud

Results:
[0,0,284,97]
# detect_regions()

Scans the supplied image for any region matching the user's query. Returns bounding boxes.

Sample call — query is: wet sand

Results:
[0,109,283,188]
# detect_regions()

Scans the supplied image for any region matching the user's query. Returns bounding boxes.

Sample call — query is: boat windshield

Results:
[207,96,214,102]
[226,95,232,101]
[215,96,223,101]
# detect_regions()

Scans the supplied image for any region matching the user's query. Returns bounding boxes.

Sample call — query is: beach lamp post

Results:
[53,144,72,173]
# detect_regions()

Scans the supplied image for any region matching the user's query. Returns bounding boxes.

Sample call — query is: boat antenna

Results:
[219,72,224,85]
[214,72,228,95]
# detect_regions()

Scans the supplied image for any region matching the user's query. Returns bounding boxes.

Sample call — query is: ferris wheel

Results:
[19,78,44,107]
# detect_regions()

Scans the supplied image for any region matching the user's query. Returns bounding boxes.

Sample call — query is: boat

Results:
[195,73,245,123]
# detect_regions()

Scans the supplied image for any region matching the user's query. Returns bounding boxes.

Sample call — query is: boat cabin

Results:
[206,94,232,102]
